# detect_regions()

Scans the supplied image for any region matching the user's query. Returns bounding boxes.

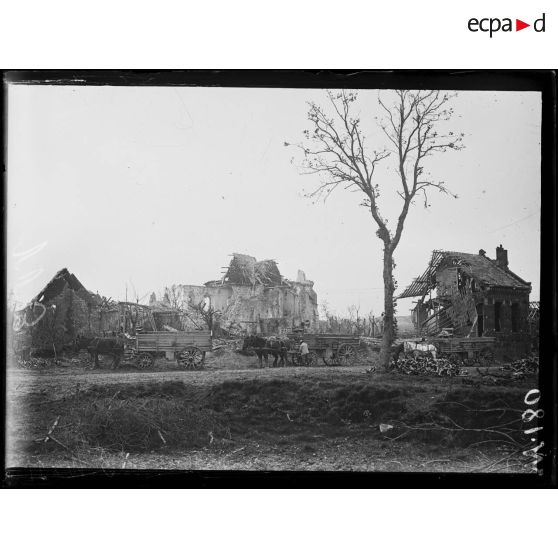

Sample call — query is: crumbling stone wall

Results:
[493,333,532,361]
[436,267,460,298]
[446,291,478,336]
[478,290,530,335]
[157,278,319,335]
[99,303,156,334]
[16,284,102,353]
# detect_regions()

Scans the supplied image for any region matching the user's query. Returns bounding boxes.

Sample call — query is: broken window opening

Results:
[476,303,484,336]
[511,302,520,332]
[494,301,502,332]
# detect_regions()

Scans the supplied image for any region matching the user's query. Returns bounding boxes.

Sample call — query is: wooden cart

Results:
[431,336,495,366]
[128,331,212,370]
[286,333,361,367]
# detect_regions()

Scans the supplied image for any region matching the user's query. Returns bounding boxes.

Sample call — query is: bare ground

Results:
[6,356,539,474]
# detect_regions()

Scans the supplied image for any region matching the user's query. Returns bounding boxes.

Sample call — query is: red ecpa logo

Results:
[468,13,546,37]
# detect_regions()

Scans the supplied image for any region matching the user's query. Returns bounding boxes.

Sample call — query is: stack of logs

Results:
[390,356,461,377]
[501,356,539,377]
[16,356,52,369]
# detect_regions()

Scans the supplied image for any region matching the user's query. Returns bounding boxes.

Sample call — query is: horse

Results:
[75,334,125,369]
[402,340,437,360]
[241,335,292,368]
[371,341,429,363]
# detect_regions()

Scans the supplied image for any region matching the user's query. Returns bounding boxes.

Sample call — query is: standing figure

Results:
[300,340,310,366]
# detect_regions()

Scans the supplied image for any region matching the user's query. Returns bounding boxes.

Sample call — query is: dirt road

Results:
[7,363,370,398]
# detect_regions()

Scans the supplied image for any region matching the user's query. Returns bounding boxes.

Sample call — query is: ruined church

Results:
[152,253,319,335]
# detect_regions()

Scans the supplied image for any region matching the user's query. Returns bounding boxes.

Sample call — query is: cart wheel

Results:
[137,353,154,369]
[322,352,339,366]
[321,346,338,367]
[478,348,495,367]
[178,347,204,369]
[337,344,356,366]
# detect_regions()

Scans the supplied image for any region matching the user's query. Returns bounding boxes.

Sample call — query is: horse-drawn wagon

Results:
[431,336,495,366]
[127,331,212,370]
[286,333,361,366]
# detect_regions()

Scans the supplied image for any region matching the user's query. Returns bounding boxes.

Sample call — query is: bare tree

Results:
[164,285,184,311]
[160,286,212,331]
[347,304,365,335]
[288,90,463,370]
[188,300,219,333]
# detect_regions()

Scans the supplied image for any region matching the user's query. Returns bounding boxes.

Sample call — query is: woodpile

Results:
[15,356,52,369]
[390,356,461,377]
[500,356,539,377]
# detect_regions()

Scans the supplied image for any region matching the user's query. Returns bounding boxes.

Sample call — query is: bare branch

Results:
[287,90,392,234]
[377,89,463,252]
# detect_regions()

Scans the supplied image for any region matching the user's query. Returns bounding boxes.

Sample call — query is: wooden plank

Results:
[136,331,212,353]
[137,334,211,341]
[143,341,211,346]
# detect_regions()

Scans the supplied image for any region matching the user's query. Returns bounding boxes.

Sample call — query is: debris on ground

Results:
[211,338,243,352]
[390,356,461,377]
[500,356,539,378]
[15,351,93,370]
[16,357,53,370]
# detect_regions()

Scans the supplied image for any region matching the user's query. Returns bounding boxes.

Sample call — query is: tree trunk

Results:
[379,247,396,371]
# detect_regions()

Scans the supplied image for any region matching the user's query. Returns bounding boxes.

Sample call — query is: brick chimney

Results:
[495,244,508,269]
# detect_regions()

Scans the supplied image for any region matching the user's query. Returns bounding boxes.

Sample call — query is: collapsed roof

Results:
[34,268,99,305]
[399,249,531,299]
[219,253,284,286]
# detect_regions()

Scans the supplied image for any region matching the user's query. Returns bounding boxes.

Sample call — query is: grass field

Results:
[6,349,539,473]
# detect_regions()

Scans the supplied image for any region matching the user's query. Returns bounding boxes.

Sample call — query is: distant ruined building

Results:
[10,255,319,357]
[153,253,319,335]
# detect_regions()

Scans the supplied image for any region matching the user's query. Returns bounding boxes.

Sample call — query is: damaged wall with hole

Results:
[153,254,319,335]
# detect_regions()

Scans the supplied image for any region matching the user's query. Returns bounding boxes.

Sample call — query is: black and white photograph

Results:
[4,71,553,484]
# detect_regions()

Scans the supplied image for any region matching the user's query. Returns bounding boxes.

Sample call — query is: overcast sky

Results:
[7,85,541,316]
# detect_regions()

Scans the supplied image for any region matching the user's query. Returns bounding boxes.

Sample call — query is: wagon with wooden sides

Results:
[286,333,361,366]
[431,336,496,366]
[126,331,212,370]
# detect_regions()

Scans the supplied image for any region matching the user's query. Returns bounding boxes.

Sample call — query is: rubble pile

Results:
[391,356,461,377]
[70,351,96,366]
[211,338,244,352]
[16,357,53,370]
[501,356,539,377]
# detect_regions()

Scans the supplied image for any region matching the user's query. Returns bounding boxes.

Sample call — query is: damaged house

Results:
[11,268,104,356]
[399,245,532,358]
[11,268,158,356]
[153,253,319,335]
